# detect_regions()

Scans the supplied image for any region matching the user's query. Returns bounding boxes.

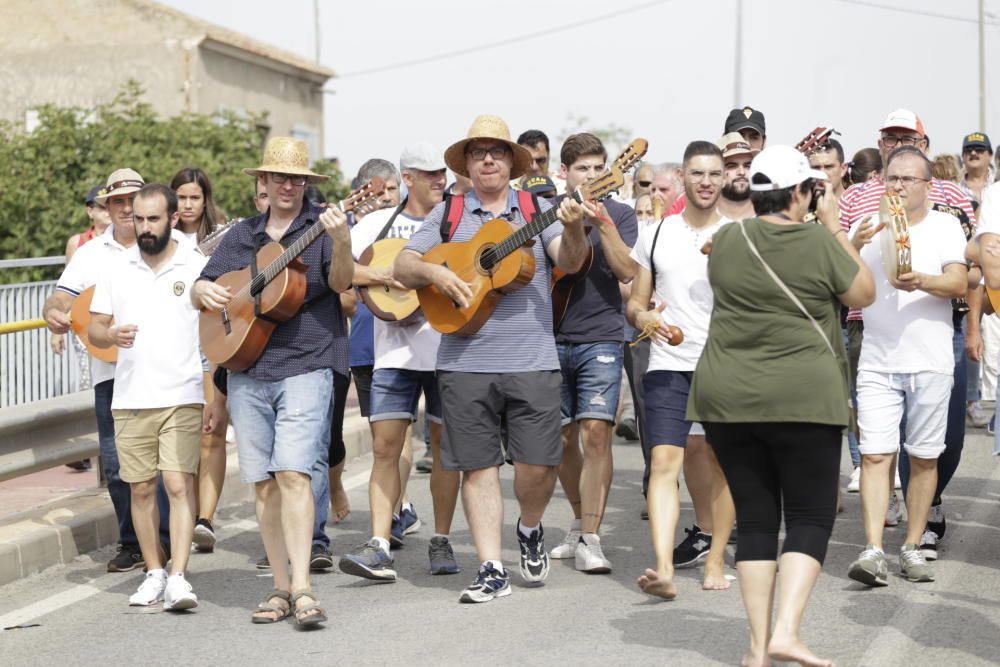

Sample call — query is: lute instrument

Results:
[70,218,241,363]
[550,140,650,328]
[419,139,647,336]
[357,237,421,324]
[199,179,385,371]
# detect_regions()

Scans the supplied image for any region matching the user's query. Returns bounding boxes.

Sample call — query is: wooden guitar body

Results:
[357,237,421,324]
[199,242,308,371]
[70,285,117,363]
[418,217,536,335]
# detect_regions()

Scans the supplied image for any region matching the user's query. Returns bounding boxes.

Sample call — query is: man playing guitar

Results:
[394,115,591,603]
[192,137,352,626]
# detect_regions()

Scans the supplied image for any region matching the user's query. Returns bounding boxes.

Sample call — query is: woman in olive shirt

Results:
[688,147,875,667]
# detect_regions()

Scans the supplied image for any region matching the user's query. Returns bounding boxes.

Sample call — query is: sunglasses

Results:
[636,180,652,188]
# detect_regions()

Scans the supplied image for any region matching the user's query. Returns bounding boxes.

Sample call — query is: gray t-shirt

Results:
[555,197,637,343]
[405,188,561,372]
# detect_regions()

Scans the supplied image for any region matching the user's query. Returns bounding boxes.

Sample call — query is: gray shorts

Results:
[438,370,563,471]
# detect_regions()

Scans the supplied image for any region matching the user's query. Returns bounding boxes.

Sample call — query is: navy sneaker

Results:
[338,539,397,581]
[428,535,460,575]
[673,524,712,568]
[390,515,405,549]
[516,521,549,584]
[310,544,334,571]
[459,563,510,603]
[399,504,421,535]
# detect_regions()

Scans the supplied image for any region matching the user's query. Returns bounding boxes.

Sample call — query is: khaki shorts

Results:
[113,404,202,482]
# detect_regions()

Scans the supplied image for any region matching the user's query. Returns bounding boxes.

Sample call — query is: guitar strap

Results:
[250,230,286,326]
[439,191,538,243]
[648,219,665,290]
[377,198,407,242]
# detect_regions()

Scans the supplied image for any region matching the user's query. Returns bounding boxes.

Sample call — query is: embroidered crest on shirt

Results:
[173,281,185,296]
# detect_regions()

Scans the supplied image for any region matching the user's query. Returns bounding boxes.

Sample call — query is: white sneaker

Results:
[967,401,990,427]
[550,526,582,559]
[885,493,903,527]
[129,569,167,606]
[163,573,198,611]
[894,469,902,490]
[846,467,861,493]
[574,534,611,574]
[919,529,938,561]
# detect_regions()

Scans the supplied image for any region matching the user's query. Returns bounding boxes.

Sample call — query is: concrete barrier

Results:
[0,391,98,483]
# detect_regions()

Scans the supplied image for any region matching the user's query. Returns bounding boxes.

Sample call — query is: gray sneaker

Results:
[339,539,397,581]
[848,545,889,587]
[900,543,934,582]
[428,536,460,575]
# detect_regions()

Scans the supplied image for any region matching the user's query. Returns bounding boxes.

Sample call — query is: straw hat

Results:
[95,168,145,204]
[243,137,329,182]
[444,115,533,180]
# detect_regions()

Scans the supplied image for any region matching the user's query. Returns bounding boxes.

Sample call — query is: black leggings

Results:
[704,422,841,564]
[329,371,350,468]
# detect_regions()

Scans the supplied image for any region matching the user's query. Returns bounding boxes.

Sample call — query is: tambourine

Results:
[879,191,911,281]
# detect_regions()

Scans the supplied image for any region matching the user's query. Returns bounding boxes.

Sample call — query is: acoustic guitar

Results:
[549,141,649,328]
[200,179,385,371]
[357,237,421,324]
[69,218,242,363]
[419,139,647,336]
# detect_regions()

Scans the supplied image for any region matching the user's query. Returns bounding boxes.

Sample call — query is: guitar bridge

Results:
[221,308,232,335]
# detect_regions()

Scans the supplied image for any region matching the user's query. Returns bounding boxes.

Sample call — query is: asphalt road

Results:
[1,424,999,667]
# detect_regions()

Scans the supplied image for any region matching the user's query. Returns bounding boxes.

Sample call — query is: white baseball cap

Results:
[400,142,446,172]
[748,146,828,191]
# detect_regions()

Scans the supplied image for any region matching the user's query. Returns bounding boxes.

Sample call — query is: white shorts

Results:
[856,369,952,459]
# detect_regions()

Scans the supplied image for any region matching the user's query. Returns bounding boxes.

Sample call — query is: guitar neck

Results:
[490,190,582,264]
[253,217,326,291]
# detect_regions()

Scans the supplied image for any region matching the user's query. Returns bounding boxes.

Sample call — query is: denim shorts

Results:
[228,368,333,483]
[643,370,704,449]
[370,368,442,423]
[557,341,623,425]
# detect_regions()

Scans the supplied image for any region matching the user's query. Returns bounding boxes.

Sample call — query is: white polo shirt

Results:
[90,236,208,410]
[974,182,1000,238]
[56,226,130,386]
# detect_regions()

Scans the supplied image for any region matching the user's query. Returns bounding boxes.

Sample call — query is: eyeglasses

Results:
[880,135,926,149]
[466,146,511,161]
[270,173,308,186]
[885,175,930,188]
[686,170,724,183]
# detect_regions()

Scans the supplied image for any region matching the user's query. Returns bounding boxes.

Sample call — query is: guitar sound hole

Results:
[476,244,497,276]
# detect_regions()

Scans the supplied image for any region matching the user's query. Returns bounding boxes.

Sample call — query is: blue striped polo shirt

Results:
[405,188,561,373]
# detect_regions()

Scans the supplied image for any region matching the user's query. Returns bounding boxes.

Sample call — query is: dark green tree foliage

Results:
[0,81,345,284]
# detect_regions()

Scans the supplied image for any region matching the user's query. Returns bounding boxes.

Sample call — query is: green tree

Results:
[0,81,346,284]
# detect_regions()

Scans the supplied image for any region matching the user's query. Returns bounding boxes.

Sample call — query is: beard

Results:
[722,180,750,201]
[138,228,171,255]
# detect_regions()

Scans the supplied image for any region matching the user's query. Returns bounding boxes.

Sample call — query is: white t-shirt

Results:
[630,213,733,371]
[974,182,1000,238]
[350,206,440,372]
[854,208,966,374]
[55,226,129,386]
[91,237,209,409]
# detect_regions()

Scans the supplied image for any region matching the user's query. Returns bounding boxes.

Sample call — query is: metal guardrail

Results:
[0,391,97,483]
[0,256,65,269]
[0,280,81,407]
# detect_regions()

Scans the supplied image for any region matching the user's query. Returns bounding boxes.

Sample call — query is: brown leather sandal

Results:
[291,589,327,627]
[251,589,292,624]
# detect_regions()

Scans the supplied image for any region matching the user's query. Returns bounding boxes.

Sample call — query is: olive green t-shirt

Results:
[686,218,859,426]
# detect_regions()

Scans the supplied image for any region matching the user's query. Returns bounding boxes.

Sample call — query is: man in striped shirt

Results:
[842,108,974,559]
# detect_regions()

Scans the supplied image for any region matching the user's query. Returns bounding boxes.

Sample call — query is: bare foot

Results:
[768,636,835,667]
[741,654,771,667]
[636,568,677,600]
[331,486,351,523]
[702,562,732,591]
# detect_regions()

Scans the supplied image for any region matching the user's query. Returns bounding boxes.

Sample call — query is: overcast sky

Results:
[161,0,999,176]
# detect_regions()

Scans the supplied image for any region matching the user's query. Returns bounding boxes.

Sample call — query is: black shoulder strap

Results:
[648,219,666,290]
[440,193,465,243]
[250,231,285,325]
[376,198,407,242]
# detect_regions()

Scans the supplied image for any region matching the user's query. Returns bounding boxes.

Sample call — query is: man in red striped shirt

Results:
[842,108,974,562]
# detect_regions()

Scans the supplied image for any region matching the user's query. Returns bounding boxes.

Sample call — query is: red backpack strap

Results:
[440,193,465,243]
[516,189,539,224]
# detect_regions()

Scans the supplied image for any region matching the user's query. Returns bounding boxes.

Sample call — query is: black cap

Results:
[523,175,558,197]
[85,185,103,206]
[724,106,766,136]
[962,132,992,153]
